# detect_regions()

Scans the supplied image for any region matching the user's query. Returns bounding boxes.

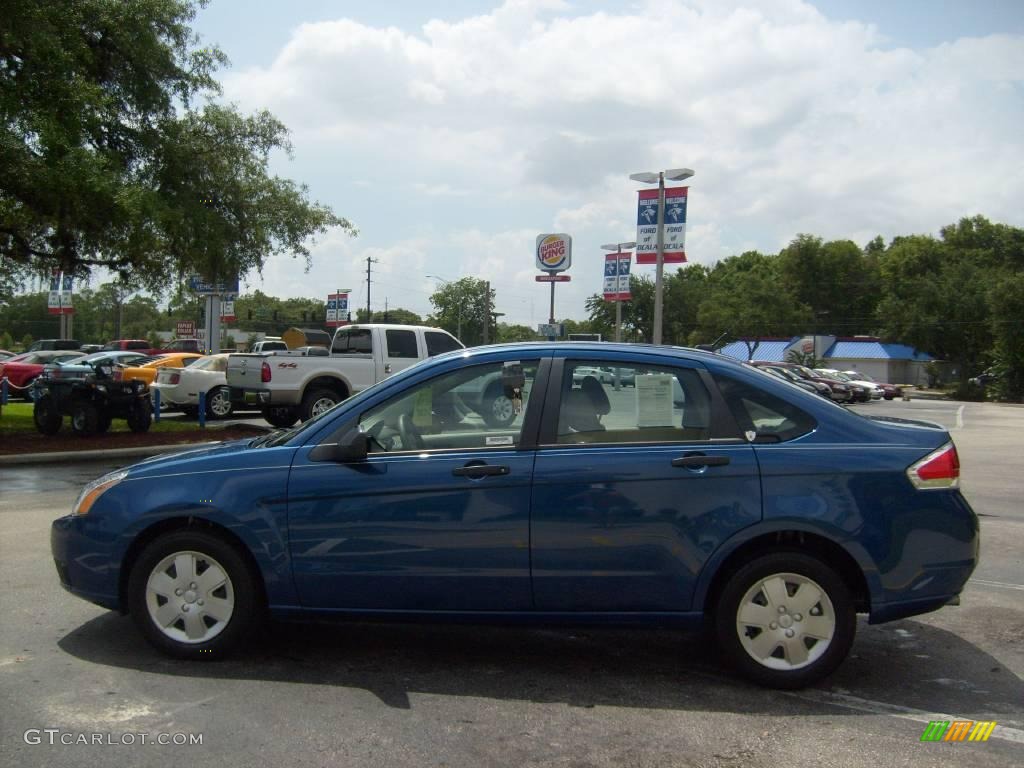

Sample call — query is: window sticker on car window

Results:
[486,435,514,446]
[636,374,675,427]
[413,388,433,428]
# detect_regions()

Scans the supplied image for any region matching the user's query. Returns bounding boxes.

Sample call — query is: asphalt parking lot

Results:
[1,399,1021,767]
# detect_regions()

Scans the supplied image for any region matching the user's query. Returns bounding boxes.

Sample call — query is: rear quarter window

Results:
[426,331,462,356]
[713,373,817,443]
[386,329,419,359]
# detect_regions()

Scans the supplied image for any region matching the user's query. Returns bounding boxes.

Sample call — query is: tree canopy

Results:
[0,0,352,299]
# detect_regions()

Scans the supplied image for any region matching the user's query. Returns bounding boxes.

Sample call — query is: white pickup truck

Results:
[226,324,463,427]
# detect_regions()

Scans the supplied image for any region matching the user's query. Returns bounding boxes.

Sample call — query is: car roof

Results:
[429,341,737,367]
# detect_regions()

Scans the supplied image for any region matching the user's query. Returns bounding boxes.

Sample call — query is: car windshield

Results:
[847,371,875,381]
[189,356,223,371]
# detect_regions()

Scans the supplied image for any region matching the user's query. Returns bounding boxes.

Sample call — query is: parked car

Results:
[754,364,828,397]
[750,361,853,403]
[0,349,16,361]
[33,357,152,436]
[163,339,204,354]
[815,369,875,402]
[817,369,882,401]
[226,324,464,428]
[101,339,170,356]
[596,366,636,386]
[0,350,85,398]
[115,353,204,386]
[78,344,104,354]
[969,369,999,388]
[841,371,901,400]
[28,339,83,351]
[40,351,148,382]
[150,354,234,419]
[52,343,976,688]
[250,339,289,353]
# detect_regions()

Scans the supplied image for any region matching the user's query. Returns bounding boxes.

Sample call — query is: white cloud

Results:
[220,0,1024,322]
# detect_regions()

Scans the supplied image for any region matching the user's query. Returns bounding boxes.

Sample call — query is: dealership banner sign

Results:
[326,292,350,328]
[47,272,74,315]
[603,252,632,301]
[636,187,688,264]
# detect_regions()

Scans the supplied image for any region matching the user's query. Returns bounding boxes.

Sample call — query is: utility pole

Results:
[365,256,377,322]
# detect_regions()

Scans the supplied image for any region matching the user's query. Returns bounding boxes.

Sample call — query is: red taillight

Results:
[261,362,272,383]
[907,443,960,490]
[166,372,181,385]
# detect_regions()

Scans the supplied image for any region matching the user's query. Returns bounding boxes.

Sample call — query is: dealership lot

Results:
[1,399,1021,767]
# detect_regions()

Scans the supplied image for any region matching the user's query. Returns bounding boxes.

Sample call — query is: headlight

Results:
[72,470,129,516]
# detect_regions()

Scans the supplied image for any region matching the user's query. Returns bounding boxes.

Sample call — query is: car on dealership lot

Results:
[115,353,204,386]
[28,339,83,351]
[40,351,148,382]
[754,365,829,397]
[149,353,233,419]
[841,371,901,400]
[52,342,977,689]
[750,361,853,403]
[817,369,882,400]
[594,366,636,386]
[0,349,16,361]
[0,350,85,397]
[815,369,876,402]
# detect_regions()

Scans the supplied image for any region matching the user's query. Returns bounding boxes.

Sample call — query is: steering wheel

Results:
[397,413,425,451]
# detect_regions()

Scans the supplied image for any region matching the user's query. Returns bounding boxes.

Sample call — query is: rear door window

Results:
[386,330,419,359]
[332,329,373,354]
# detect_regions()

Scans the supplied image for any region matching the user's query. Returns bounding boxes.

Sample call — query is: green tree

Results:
[428,278,493,346]
[495,323,538,343]
[1,0,352,292]
[987,274,1024,401]
[21,333,32,350]
[0,330,13,350]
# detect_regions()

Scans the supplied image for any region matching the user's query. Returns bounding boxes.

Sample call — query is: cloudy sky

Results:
[189,0,1024,326]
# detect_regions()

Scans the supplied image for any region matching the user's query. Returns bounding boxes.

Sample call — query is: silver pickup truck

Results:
[226,324,463,427]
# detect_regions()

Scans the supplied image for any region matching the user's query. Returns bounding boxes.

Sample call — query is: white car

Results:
[150,354,234,419]
[818,368,883,400]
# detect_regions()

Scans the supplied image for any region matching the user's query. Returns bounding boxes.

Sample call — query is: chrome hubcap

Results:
[210,391,231,416]
[145,551,234,644]
[736,572,835,671]
[311,397,335,417]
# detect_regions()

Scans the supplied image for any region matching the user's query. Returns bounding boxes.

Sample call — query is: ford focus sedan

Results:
[51,343,978,688]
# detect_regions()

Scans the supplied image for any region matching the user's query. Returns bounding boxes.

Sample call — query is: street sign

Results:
[535,274,571,282]
[326,291,351,328]
[187,275,240,294]
[176,320,196,338]
[537,323,564,337]
[636,187,688,264]
[47,272,74,314]
[535,233,573,273]
[603,252,632,301]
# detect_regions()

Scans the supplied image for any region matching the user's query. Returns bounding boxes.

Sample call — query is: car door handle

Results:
[452,463,510,478]
[671,454,730,468]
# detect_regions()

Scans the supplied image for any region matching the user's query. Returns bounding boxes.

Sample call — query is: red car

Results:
[0,351,85,398]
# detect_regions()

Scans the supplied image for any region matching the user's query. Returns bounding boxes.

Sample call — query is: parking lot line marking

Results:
[780,689,1024,745]
[956,405,965,430]
[970,578,1024,592]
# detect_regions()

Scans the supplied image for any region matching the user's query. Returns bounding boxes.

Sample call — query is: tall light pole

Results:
[426,274,462,340]
[600,241,636,343]
[629,168,694,345]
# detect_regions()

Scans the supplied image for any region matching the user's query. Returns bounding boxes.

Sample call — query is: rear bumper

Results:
[229,387,298,406]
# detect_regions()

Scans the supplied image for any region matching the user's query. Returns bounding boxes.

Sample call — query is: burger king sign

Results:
[536,233,573,273]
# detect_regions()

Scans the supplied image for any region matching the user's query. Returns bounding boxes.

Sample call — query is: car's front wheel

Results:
[127,530,261,659]
[714,552,855,689]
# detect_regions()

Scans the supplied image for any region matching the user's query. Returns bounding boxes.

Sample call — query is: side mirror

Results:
[310,426,369,463]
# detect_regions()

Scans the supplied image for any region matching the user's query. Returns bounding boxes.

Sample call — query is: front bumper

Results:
[51,515,121,611]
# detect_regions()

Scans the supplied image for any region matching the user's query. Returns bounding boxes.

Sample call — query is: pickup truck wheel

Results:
[300,388,340,422]
[71,400,100,436]
[262,406,299,429]
[206,387,234,419]
[33,395,63,435]
[481,383,517,428]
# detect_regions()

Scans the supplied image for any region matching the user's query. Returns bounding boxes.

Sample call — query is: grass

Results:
[0,400,197,436]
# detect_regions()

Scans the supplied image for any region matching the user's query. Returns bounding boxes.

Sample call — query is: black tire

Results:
[127,401,152,433]
[33,395,63,435]
[300,387,341,422]
[96,412,113,434]
[713,551,856,689]
[262,405,299,429]
[126,529,262,660]
[481,382,517,428]
[70,400,100,436]
[205,386,234,420]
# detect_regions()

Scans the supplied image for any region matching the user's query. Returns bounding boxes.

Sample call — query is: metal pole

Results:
[653,171,666,345]
[482,281,490,345]
[210,294,222,354]
[548,282,556,341]
[365,256,372,322]
[615,299,622,343]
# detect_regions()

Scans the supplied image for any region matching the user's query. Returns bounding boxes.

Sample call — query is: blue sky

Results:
[179,0,1024,326]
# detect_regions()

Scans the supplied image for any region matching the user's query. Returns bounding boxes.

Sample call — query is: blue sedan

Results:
[51,343,978,688]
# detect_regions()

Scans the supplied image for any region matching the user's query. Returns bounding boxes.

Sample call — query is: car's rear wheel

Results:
[127,530,261,659]
[262,405,298,429]
[33,395,63,435]
[300,388,340,422]
[481,382,517,427]
[714,552,855,689]
[206,387,233,419]
[70,400,99,436]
